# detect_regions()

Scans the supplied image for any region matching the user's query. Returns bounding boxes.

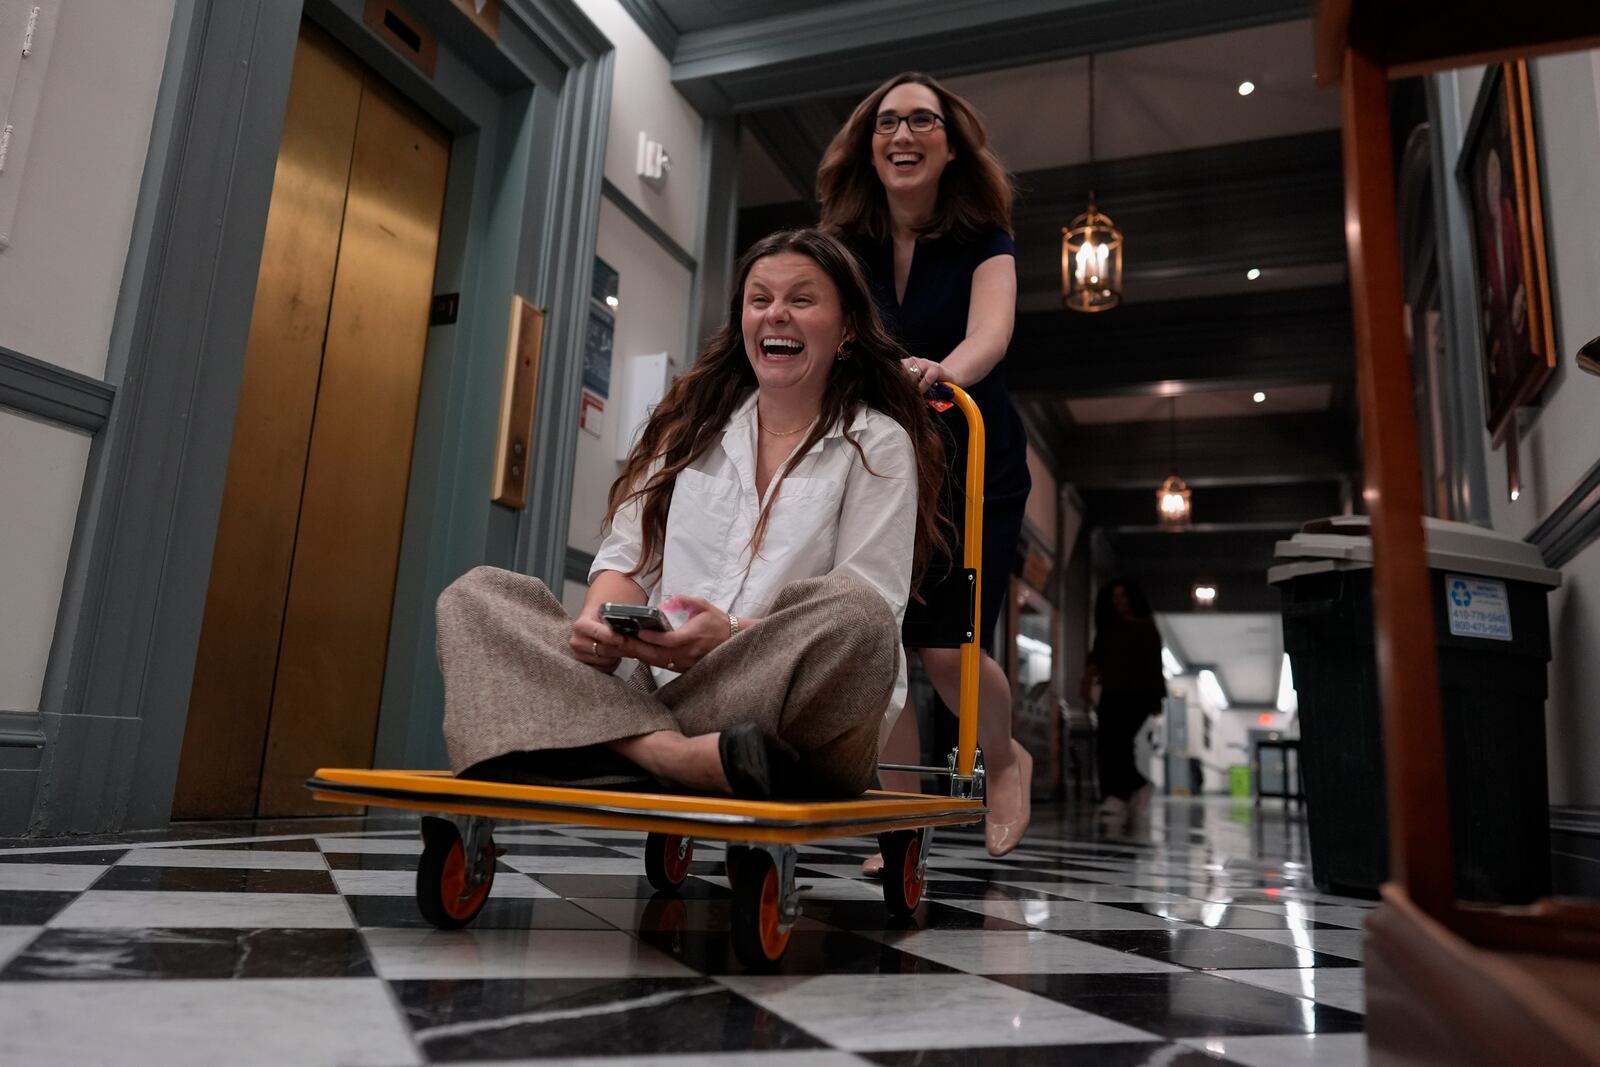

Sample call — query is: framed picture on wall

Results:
[1456,60,1557,445]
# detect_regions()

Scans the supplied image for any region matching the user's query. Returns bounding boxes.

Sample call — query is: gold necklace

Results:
[758,417,811,438]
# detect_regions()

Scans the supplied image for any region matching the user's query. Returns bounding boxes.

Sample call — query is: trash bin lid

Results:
[1270,515,1560,587]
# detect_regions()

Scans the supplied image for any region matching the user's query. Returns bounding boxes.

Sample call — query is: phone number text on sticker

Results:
[1445,574,1513,641]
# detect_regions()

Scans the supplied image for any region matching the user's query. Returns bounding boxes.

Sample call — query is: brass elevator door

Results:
[174,24,450,818]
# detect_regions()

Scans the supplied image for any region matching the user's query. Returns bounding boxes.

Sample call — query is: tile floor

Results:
[0,798,1373,1066]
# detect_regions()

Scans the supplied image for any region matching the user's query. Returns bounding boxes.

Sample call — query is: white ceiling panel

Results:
[1159,611,1284,706]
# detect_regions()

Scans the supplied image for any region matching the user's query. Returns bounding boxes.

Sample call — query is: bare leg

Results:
[606,731,732,794]
[919,647,1031,855]
[878,697,923,793]
[863,697,922,876]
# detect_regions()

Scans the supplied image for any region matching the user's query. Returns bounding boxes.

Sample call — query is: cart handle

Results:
[934,382,984,781]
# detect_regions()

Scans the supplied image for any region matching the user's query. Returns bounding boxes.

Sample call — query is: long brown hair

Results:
[817,71,1014,242]
[604,229,947,590]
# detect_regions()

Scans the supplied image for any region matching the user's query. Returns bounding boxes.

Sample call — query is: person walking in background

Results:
[818,71,1034,861]
[1081,579,1166,828]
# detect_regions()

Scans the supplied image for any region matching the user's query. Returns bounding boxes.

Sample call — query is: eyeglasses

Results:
[874,110,945,136]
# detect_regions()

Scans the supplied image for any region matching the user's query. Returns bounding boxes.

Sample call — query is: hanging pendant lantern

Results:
[1155,396,1191,528]
[1062,54,1123,312]
[1157,473,1192,529]
[1062,200,1123,312]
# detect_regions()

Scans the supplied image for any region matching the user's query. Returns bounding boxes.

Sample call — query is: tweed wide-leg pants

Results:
[436,566,899,797]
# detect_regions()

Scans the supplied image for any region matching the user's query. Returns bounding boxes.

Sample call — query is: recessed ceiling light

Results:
[1238,80,1256,96]
[1253,391,1267,403]
[605,294,620,308]
[1246,267,1261,280]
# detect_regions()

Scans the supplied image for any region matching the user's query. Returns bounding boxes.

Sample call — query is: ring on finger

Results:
[667,659,677,671]
[591,640,598,656]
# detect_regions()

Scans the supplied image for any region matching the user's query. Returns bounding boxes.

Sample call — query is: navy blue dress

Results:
[853,228,1032,648]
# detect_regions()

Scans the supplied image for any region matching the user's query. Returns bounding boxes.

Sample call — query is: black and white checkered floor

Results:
[0,798,1370,1066]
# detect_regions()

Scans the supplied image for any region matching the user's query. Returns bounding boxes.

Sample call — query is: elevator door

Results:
[174,24,450,818]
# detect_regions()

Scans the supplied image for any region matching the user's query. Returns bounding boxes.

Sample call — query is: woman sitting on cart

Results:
[436,228,948,800]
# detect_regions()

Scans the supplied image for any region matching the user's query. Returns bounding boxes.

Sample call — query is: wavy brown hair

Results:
[604,229,947,590]
[817,71,1014,242]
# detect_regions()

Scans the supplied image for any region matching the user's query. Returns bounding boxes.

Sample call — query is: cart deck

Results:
[307,768,985,844]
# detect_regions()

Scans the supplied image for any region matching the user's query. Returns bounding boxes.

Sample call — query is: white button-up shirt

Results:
[590,390,917,714]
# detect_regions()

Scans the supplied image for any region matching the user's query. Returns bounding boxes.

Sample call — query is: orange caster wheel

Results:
[645,832,693,892]
[416,817,495,929]
[730,849,794,970]
[879,829,926,918]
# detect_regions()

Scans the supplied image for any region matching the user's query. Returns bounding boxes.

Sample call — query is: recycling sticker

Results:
[1445,574,1513,641]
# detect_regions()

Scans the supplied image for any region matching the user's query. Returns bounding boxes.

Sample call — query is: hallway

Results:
[0,799,1368,1065]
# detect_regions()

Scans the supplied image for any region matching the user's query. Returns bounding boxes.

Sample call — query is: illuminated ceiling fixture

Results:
[1277,653,1298,714]
[1192,583,1218,609]
[1253,391,1267,403]
[1198,668,1229,708]
[1062,54,1123,312]
[1161,646,1185,679]
[1238,80,1256,96]
[1246,267,1261,280]
[1156,395,1191,529]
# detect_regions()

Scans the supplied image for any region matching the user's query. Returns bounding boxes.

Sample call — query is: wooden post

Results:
[1340,46,1456,918]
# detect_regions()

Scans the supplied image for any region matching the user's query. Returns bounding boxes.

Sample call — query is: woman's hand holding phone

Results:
[627,594,730,674]
[570,610,626,673]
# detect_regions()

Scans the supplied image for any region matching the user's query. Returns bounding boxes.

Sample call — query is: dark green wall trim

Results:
[616,0,678,59]
[564,546,595,585]
[29,0,305,834]
[689,115,739,354]
[1527,457,1600,569]
[510,0,614,589]
[601,178,696,273]
[0,346,114,433]
[0,711,47,749]
[671,0,1312,113]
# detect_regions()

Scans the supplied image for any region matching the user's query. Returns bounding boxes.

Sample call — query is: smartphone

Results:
[599,603,673,636]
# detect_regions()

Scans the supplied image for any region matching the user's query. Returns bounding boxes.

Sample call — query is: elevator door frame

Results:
[24,0,617,834]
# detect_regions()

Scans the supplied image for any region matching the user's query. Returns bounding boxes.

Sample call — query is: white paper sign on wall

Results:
[1445,573,1513,642]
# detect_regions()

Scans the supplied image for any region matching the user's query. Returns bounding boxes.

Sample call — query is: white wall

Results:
[1444,53,1600,807]
[576,0,703,253]
[0,1,173,375]
[0,1,175,713]
[0,412,92,711]
[566,2,704,568]
[566,197,694,556]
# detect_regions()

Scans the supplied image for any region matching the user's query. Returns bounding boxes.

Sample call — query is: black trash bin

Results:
[1269,516,1560,903]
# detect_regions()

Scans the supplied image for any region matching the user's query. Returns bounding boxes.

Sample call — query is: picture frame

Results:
[1456,60,1556,446]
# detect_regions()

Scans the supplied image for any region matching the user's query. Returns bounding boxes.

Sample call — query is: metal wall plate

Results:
[493,296,545,509]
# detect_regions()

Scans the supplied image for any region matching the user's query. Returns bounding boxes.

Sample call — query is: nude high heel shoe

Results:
[985,740,1032,856]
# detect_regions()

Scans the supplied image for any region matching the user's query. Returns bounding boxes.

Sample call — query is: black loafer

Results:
[719,722,783,800]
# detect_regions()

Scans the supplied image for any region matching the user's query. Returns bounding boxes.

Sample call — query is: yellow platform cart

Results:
[307,383,991,969]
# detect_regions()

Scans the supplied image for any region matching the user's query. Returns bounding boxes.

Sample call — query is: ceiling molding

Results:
[615,0,680,58]
[1052,412,1358,488]
[1080,481,1342,531]
[673,0,1313,113]
[1008,285,1353,399]
[1012,131,1345,300]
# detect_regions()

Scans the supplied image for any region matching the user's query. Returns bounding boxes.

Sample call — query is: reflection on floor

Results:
[0,797,1371,1066]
